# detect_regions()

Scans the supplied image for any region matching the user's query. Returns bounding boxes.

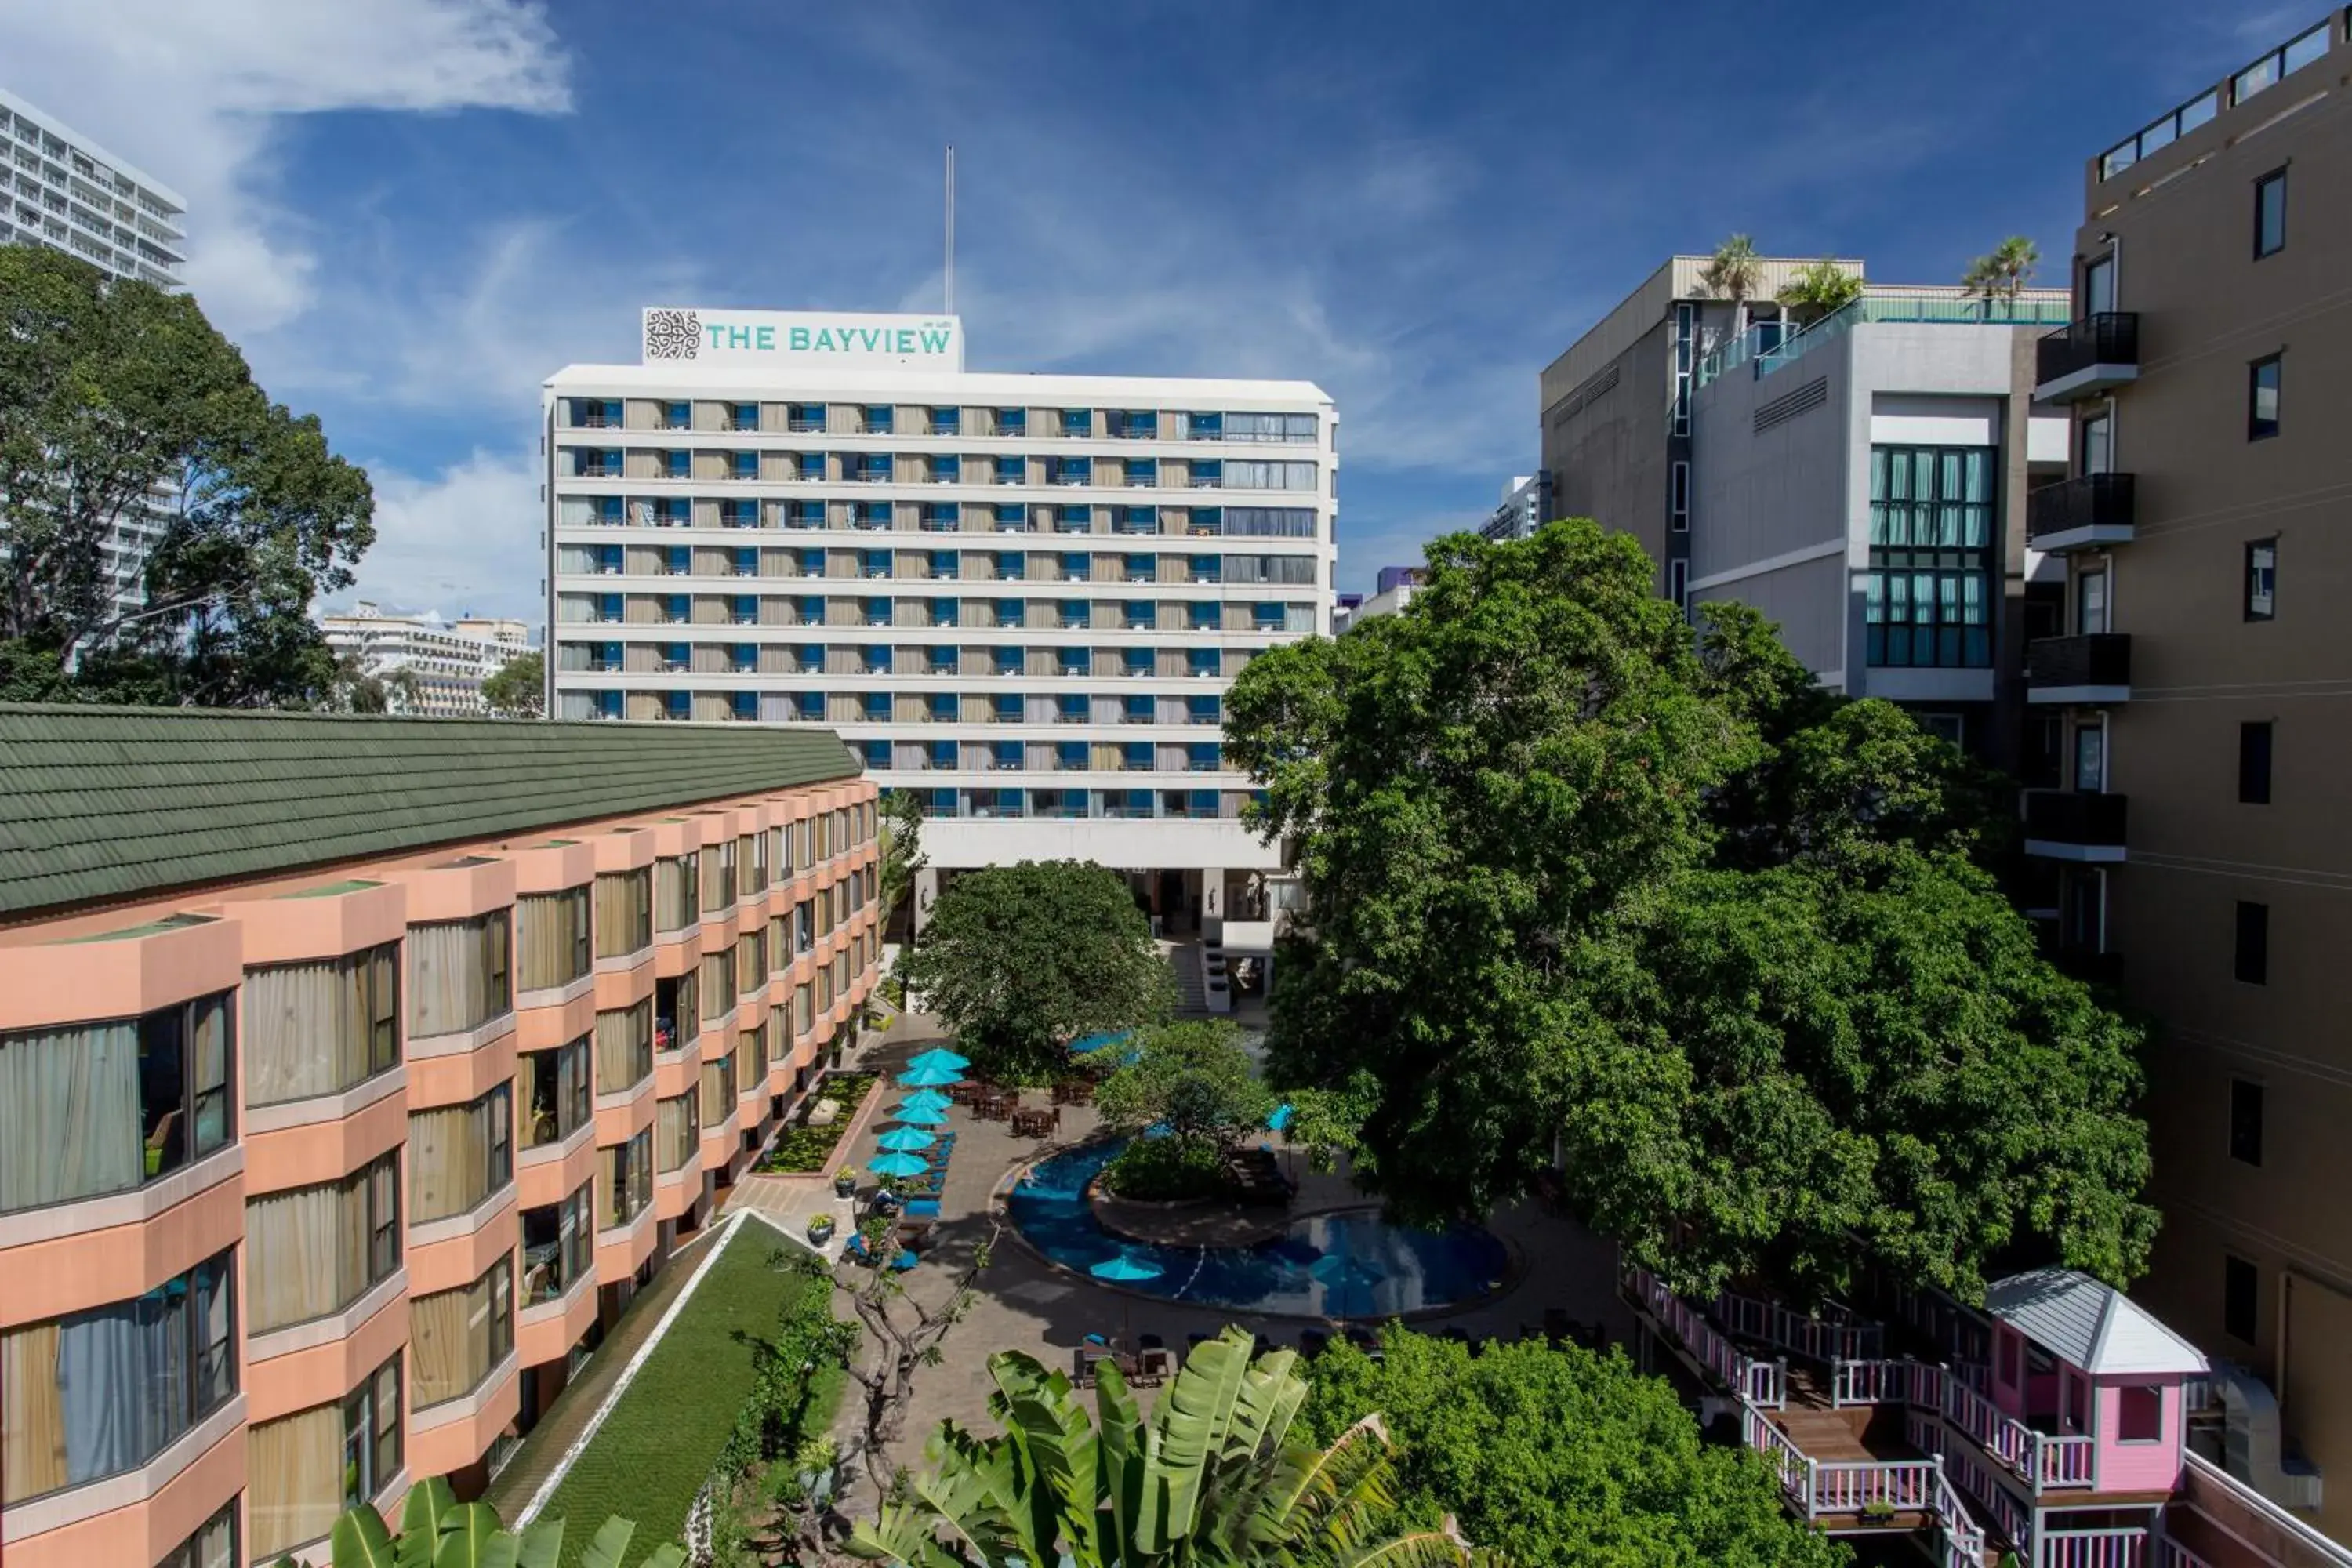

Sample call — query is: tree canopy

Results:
[1095,1020,1272,1149]
[481,648,543,717]
[898,861,1173,1085]
[1225,520,2154,1304]
[1300,1328,1845,1568]
[0,246,374,707]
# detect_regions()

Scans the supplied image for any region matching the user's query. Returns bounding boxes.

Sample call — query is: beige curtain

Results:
[0,1321,65,1502]
[594,870,649,958]
[247,1171,372,1331]
[518,889,588,991]
[700,1058,730,1125]
[409,916,508,1037]
[247,1403,341,1559]
[658,1092,698,1171]
[595,1002,648,1094]
[411,1090,508,1222]
[242,960,361,1105]
[412,1262,501,1407]
[655,855,698,932]
[700,949,734,1020]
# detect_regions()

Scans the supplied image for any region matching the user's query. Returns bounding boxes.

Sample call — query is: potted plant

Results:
[806,1214,837,1246]
[833,1164,859,1200]
[1861,1499,1897,1526]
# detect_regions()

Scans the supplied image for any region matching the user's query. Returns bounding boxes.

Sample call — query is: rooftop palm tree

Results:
[1961,236,2041,316]
[1698,234,1766,344]
[1773,258,1863,328]
[846,1326,1488,1568]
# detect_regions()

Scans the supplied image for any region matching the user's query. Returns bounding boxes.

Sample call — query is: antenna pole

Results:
[944,143,956,316]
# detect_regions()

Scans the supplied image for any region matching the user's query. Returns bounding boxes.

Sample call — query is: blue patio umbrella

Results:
[877,1127,937,1152]
[1090,1250,1165,1283]
[1310,1251,1390,1319]
[899,1089,953,1112]
[1069,1030,1133,1057]
[889,1102,949,1126]
[869,1151,930,1178]
[908,1047,970,1072]
[898,1064,964,1088]
[1268,1102,1295,1133]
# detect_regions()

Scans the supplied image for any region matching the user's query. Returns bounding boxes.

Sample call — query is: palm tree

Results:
[847,1327,1488,1568]
[1961,236,2041,317]
[276,1476,684,1566]
[1773,258,1863,328]
[1697,233,1766,345]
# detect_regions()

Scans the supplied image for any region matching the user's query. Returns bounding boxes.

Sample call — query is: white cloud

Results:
[0,0,570,335]
[347,447,543,620]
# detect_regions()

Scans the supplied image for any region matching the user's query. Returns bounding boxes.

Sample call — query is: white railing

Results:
[2154,1538,2214,1568]
[1716,1287,1885,1364]
[1816,1458,1936,1515]
[1932,1465,1987,1568]
[1625,1267,1784,1406]
[2038,1528,2147,1568]
[1742,1400,1814,1504]
[1832,1358,1914,1408]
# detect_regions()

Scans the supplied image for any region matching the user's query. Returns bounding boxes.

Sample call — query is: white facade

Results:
[1,89,189,625]
[321,603,534,717]
[543,310,1338,892]
[1480,471,1552,542]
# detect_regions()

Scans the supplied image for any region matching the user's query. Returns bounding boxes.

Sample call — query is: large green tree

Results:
[1094,1021,1275,1198]
[1227,520,2154,1304]
[849,1327,1486,1568]
[0,246,373,706]
[899,860,1173,1084]
[1300,1329,1844,1568]
[481,648,544,717]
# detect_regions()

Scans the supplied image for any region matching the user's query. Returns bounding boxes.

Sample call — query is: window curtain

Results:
[595,870,649,959]
[412,1261,505,1408]
[0,1020,141,1211]
[518,890,588,992]
[53,1288,183,1488]
[700,950,735,1020]
[595,1003,649,1095]
[247,1173,370,1331]
[245,960,361,1105]
[1,1320,66,1501]
[248,1403,342,1558]
[409,917,506,1037]
[411,1090,508,1223]
[658,1093,699,1171]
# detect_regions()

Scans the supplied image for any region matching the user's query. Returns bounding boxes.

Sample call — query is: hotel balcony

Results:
[2026,473,2135,553]
[2026,634,2132,705]
[2024,789,2129,863]
[2034,314,2140,404]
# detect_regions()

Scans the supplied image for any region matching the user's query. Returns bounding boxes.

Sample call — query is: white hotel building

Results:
[544,309,1336,931]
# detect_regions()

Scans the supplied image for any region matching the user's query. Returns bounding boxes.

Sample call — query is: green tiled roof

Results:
[0,706,861,921]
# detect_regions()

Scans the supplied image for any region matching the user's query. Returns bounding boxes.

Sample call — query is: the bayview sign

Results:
[641,307,964,371]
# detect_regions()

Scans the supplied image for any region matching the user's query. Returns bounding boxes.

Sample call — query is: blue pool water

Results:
[1006,1139,1511,1319]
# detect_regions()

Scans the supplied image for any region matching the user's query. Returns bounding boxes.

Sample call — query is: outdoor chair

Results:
[906,1198,941,1218]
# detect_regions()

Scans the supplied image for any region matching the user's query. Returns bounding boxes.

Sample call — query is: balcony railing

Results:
[1714,1287,1883,1364]
[2026,634,2132,702]
[2027,474,2136,550]
[1837,1359,2096,1494]
[2035,314,2140,401]
[1624,1266,1785,1407]
[2024,790,2129,859]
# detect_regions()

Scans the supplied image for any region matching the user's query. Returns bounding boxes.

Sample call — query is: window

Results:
[2084,255,2115,318]
[409,1083,513,1223]
[704,837,738,911]
[2224,1254,2259,1342]
[2254,169,2287,258]
[2234,900,2268,985]
[2074,724,2105,793]
[518,1033,591,1149]
[2245,539,2276,622]
[655,851,700,932]
[2230,1078,2265,1167]
[1668,558,1690,615]
[595,997,653,1094]
[2079,412,2112,477]
[0,1248,235,1504]
[1864,446,1994,668]
[517,887,592,992]
[0,986,234,1213]
[245,1152,400,1334]
[700,1047,739,1124]
[1670,460,1690,532]
[2239,720,2273,804]
[245,944,397,1105]
[158,1499,238,1568]
[410,911,511,1036]
[410,1251,514,1408]
[2249,355,2281,441]
[2117,1385,2163,1443]
[252,1355,405,1559]
[1998,1331,2022,1389]
[701,944,737,1021]
[521,1182,592,1306]
[657,1089,700,1172]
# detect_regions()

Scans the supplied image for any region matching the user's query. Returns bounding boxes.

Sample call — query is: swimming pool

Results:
[1005,1139,1510,1319]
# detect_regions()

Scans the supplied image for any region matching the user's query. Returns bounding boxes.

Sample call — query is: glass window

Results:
[245,945,397,1105]
[1863,445,1994,668]
[518,1033,592,1149]
[655,852,700,932]
[2245,539,2276,621]
[410,912,512,1036]
[245,1152,400,1334]
[247,1352,402,1559]
[521,1181,593,1307]
[2117,1385,2163,1443]
[2083,255,2114,317]
[2077,569,2108,635]
[2255,169,2287,258]
[2249,354,2281,440]
[517,887,592,992]
[409,1083,514,1225]
[2074,724,2104,793]
[2239,720,2274,806]
[0,987,234,1213]
[594,998,653,1094]
[657,1089,701,1173]
[0,1247,236,1504]
[410,1252,514,1408]
[157,1498,238,1568]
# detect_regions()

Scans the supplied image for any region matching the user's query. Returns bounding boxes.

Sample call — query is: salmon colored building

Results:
[0,705,882,1567]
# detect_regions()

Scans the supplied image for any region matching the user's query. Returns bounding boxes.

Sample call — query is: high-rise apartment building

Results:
[0,89,188,624]
[0,706,880,1568]
[1479,471,1553,542]
[544,310,1338,938]
[321,604,535,717]
[2028,11,2350,1535]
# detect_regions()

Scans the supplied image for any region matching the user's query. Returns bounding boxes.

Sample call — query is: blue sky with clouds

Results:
[0,0,2307,614]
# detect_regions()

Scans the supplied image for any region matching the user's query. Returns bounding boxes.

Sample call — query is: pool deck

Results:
[833,1016,1639,1457]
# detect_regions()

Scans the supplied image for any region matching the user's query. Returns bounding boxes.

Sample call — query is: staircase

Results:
[1168,946,1207,1012]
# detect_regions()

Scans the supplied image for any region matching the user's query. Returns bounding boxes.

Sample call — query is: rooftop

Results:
[544,362,1335,405]
[1984,1266,2210,1377]
[0,705,859,922]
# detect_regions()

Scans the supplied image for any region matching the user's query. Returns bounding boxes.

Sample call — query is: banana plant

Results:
[846,1326,1491,1567]
[270,1476,686,1568]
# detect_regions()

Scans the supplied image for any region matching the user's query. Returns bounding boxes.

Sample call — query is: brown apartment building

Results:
[2027,9,2352,1538]
[0,706,882,1567]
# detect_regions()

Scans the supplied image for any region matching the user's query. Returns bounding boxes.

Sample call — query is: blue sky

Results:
[0,0,2306,613]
